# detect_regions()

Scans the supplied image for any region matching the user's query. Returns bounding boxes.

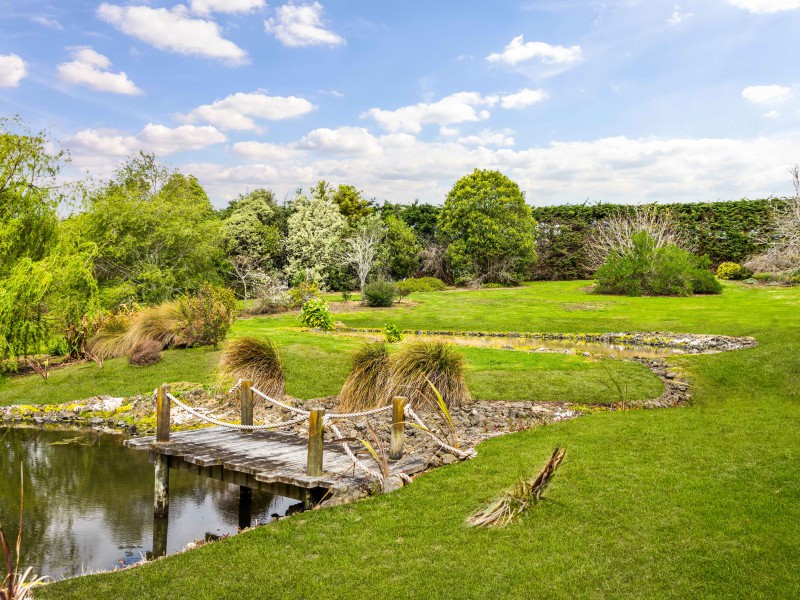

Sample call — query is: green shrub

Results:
[341,290,352,302]
[595,231,722,297]
[384,323,403,343]
[716,262,752,280]
[219,336,284,397]
[337,342,390,412]
[363,279,397,307]
[396,277,447,296]
[288,281,322,308]
[177,284,238,348]
[300,298,334,330]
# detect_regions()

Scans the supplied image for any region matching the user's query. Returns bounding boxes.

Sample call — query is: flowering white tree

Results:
[285,183,346,288]
[340,215,385,301]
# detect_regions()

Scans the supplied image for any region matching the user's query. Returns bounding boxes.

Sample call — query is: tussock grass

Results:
[337,343,390,412]
[219,336,284,398]
[88,302,183,360]
[387,341,470,409]
[87,313,134,360]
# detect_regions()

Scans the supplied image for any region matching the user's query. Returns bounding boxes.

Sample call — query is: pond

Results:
[0,426,296,581]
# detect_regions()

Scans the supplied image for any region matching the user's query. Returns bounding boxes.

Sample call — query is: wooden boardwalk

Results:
[126,426,428,504]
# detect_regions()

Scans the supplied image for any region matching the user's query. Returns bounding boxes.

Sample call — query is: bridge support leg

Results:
[154,454,170,517]
[151,515,168,559]
[238,486,253,530]
[390,396,408,461]
[306,408,325,477]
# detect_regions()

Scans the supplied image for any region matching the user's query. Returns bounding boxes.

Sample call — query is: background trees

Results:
[438,169,537,284]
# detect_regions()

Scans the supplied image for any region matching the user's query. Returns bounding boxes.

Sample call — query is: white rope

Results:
[228,378,243,394]
[323,415,384,482]
[404,405,477,459]
[251,387,310,416]
[167,393,309,431]
[325,405,393,420]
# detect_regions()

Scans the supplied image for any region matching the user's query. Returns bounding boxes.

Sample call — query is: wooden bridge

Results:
[125,383,433,524]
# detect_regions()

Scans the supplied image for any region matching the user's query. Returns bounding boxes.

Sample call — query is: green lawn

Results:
[40,280,800,598]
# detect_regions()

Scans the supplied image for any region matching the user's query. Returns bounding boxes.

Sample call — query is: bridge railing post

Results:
[306,408,325,477]
[240,380,253,429]
[156,384,171,443]
[390,396,408,460]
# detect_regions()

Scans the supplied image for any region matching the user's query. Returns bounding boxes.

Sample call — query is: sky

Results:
[1,0,800,208]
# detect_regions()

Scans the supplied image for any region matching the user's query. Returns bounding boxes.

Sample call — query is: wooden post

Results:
[154,454,170,517]
[390,396,408,461]
[156,384,171,443]
[306,408,325,477]
[238,486,253,530]
[240,380,253,428]
[151,514,168,558]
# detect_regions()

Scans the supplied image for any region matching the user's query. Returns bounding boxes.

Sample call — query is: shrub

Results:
[363,279,397,307]
[387,341,470,409]
[337,342,390,412]
[250,276,291,315]
[288,280,322,308]
[716,262,752,280]
[176,284,238,348]
[219,336,284,397]
[384,323,403,343]
[595,231,722,297]
[129,339,162,367]
[396,277,447,296]
[341,290,352,302]
[300,298,334,331]
[87,303,139,359]
[123,301,184,350]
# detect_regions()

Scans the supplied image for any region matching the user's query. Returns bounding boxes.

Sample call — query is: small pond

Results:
[0,426,296,580]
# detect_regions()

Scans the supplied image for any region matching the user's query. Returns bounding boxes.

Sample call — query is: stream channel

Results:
[0,426,295,580]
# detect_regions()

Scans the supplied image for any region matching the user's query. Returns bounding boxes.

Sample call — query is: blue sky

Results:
[1,0,799,207]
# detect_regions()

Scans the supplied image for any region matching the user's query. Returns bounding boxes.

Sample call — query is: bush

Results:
[341,290,352,302]
[595,231,722,297]
[337,342,390,412]
[384,323,403,343]
[250,276,291,315]
[363,279,397,307]
[716,262,752,280]
[129,339,162,367]
[387,341,470,409]
[288,280,322,308]
[396,277,447,296]
[177,284,238,348]
[300,298,334,330]
[219,336,284,397]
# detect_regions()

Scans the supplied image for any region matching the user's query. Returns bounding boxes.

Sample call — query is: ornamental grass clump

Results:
[219,336,284,398]
[128,339,162,367]
[337,343,391,413]
[387,341,470,410]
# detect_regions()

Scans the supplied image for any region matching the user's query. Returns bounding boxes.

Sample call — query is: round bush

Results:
[396,277,447,296]
[129,339,162,367]
[300,298,334,330]
[716,262,752,280]
[363,279,398,307]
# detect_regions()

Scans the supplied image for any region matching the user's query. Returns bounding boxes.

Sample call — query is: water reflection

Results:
[0,426,295,579]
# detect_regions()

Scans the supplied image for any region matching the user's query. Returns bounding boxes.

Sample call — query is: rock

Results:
[381,475,406,493]
[442,454,458,465]
[665,373,676,380]
[91,417,104,425]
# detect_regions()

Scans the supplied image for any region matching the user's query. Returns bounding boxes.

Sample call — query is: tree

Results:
[340,215,385,300]
[285,182,346,288]
[75,152,223,305]
[222,189,282,264]
[438,169,537,284]
[332,184,373,227]
[382,215,420,279]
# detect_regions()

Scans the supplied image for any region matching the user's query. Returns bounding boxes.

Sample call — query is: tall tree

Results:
[382,215,420,279]
[332,184,373,227]
[340,215,385,300]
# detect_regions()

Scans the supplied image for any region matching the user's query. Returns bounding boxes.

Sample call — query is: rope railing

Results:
[167,392,309,431]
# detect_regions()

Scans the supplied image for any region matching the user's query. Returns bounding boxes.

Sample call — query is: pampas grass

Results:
[387,341,470,410]
[219,336,284,398]
[337,343,390,412]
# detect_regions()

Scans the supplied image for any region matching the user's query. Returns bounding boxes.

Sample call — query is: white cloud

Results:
[457,129,515,147]
[297,126,382,154]
[487,35,582,67]
[57,47,142,95]
[0,54,26,88]
[97,3,248,64]
[180,91,316,131]
[265,2,345,47]
[362,91,498,134]
[232,141,304,161]
[742,85,793,105]
[500,88,549,109]
[728,0,800,13]
[764,110,781,119]
[68,124,226,159]
[190,0,265,15]
[439,127,459,137]
[31,16,63,29]
[668,5,694,25]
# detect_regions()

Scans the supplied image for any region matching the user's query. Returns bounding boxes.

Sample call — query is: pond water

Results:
[339,331,685,359]
[0,426,296,580]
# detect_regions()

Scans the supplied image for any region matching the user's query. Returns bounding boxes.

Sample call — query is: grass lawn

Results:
[32,281,800,597]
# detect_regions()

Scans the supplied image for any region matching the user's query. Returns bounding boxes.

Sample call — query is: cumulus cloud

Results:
[97,3,248,64]
[190,0,265,15]
[180,91,316,131]
[0,54,26,88]
[265,2,345,47]
[667,5,694,25]
[487,35,582,68]
[296,126,382,154]
[728,0,800,13]
[457,129,515,147]
[232,141,304,161]
[31,15,63,29]
[500,88,549,109]
[57,47,142,95]
[742,85,793,104]
[68,124,226,159]
[362,91,499,134]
